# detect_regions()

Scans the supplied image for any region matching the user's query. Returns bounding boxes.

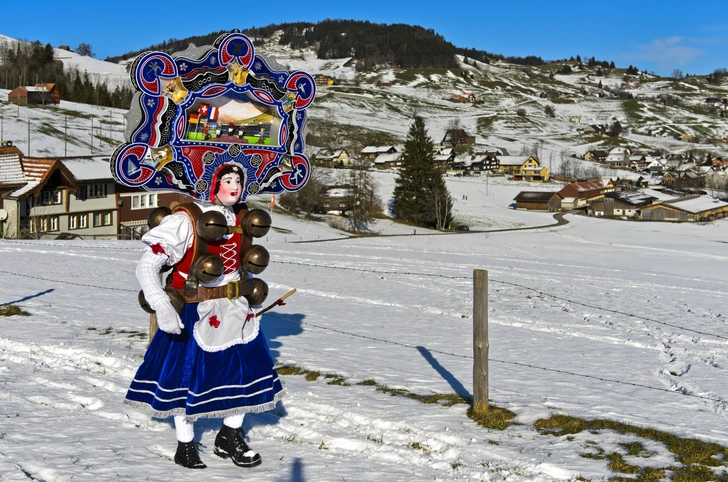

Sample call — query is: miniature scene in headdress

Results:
[110,32,316,204]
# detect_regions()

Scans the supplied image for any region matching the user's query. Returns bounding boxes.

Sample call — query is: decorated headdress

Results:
[110,32,316,204]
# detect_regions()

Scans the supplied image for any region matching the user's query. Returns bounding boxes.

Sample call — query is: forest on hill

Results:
[104,19,551,70]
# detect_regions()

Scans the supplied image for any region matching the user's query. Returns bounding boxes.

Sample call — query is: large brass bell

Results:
[147,206,172,228]
[196,210,228,241]
[241,245,270,274]
[242,278,268,305]
[242,209,271,238]
[191,253,225,284]
[138,289,185,314]
[167,290,185,314]
[138,290,155,314]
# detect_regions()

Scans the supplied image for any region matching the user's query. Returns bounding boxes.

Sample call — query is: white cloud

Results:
[625,37,704,68]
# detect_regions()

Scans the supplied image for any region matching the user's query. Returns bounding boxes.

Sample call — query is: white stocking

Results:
[223,414,244,429]
[174,416,195,443]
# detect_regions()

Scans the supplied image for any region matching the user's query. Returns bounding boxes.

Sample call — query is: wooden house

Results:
[441,129,476,146]
[320,185,355,215]
[361,146,397,161]
[7,84,60,105]
[557,178,612,208]
[588,190,656,218]
[522,166,550,182]
[373,151,403,169]
[583,150,608,162]
[495,155,539,178]
[315,148,351,168]
[641,196,728,222]
[513,191,562,211]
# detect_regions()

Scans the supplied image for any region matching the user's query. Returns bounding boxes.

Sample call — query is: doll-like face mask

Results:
[215,172,242,206]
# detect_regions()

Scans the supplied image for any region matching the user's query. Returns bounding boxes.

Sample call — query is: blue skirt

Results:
[125,303,284,420]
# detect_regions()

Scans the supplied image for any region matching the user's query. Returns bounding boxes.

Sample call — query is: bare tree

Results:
[294,168,330,217]
[671,68,684,80]
[348,159,381,233]
[544,104,556,118]
[76,43,95,58]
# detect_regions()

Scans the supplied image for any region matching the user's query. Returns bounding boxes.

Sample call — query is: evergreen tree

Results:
[392,116,453,229]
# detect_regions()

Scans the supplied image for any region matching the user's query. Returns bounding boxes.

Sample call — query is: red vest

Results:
[170,210,242,290]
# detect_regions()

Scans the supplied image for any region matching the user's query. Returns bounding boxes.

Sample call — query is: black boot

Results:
[214,425,262,467]
[174,441,207,469]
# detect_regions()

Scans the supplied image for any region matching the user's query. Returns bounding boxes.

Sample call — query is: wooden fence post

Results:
[473,269,489,413]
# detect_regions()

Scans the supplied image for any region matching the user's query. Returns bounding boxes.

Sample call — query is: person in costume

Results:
[125,163,282,469]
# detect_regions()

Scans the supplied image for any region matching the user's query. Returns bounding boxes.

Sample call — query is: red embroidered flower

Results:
[150,243,166,255]
[209,315,220,328]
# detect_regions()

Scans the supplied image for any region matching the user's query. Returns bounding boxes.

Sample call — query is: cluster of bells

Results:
[139,205,272,314]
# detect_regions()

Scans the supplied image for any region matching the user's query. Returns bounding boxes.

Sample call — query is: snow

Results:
[2,170,728,481]
[1,31,728,480]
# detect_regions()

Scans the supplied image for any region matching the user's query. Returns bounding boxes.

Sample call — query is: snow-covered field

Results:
[2,171,728,481]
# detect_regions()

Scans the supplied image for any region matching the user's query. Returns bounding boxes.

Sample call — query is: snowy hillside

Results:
[2,31,727,167]
[2,173,728,480]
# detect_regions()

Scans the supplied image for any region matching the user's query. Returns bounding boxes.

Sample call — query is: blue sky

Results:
[3,0,726,76]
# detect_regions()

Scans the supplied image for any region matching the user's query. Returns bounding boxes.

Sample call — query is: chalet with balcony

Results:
[495,155,539,179]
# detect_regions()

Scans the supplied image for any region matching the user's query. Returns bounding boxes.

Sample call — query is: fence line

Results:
[0,250,723,340]
[0,267,724,406]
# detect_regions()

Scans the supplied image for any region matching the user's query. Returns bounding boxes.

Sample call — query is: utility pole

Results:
[27,117,30,156]
[1,113,4,143]
[64,115,68,157]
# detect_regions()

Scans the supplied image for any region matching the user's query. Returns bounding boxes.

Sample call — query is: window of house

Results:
[130,193,158,210]
[40,217,48,232]
[87,184,107,199]
[50,216,58,231]
[79,214,87,228]
[41,190,62,205]
[93,211,113,227]
[70,215,77,229]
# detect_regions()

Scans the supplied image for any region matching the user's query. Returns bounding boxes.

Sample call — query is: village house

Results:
[557,177,615,209]
[522,165,550,182]
[441,129,476,146]
[433,145,455,163]
[449,92,476,104]
[320,184,355,215]
[495,155,539,179]
[360,146,397,161]
[641,196,728,222]
[372,151,403,169]
[0,146,184,240]
[7,83,61,105]
[604,147,631,169]
[315,148,350,168]
[513,191,562,211]
[453,152,499,176]
[582,125,607,136]
[314,74,335,86]
[588,190,656,218]
[583,150,608,162]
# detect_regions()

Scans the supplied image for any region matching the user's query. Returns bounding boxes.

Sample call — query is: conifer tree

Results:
[392,116,453,229]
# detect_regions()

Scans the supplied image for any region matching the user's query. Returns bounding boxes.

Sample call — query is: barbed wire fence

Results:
[0,251,725,408]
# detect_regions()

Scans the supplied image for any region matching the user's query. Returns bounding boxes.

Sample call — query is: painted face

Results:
[215,172,242,206]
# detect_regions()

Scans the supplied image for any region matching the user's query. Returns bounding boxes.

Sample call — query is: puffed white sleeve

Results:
[135,213,193,311]
[140,212,194,265]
